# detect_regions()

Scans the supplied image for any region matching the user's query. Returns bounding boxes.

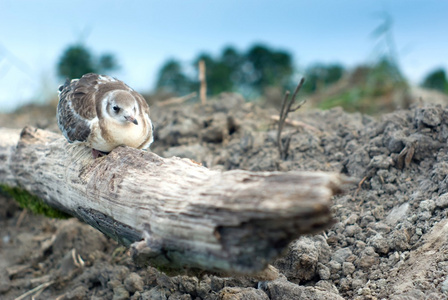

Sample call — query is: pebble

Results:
[342,262,356,275]
[318,263,331,280]
[386,203,409,225]
[436,193,448,208]
[328,260,342,272]
[112,285,130,300]
[124,272,144,293]
[369,233,390,254]
[419,199,436,212]
[65,286,88,300]
[332,247,353,263]
[441,277,448,293]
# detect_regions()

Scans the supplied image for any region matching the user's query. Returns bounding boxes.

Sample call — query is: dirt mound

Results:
[1,95,448,299]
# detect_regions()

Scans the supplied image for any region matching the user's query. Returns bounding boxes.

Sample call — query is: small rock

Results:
[346,148,370,177]
[436,193,448,208]
[318,263,331,280]
[351,279,365,290]
[369,233,390,255]
[441,277,448,293]
[124,272,144,293]
[331,247,353,263]
[339,277,352,292]
[218,287,269,300]
[414,107,442,128]
[344,224,362,237]
[342,262,356,276]
[344,213,359,225]
[108,279,122,290]
[328,260,342,273]
[197,276,212,298]
[65,286,88,300]
[390,229,411,251]
[371,222,391,234]
[113,285,130,300]
[419,199,436,212]
[260,275,344,300]
[419,211,432,221]
[368,155,393,169]
[386,203,409,225]
[141,286,171,300]
[315,280,340,294]
[274,237,319,281]
[356,247,379,269]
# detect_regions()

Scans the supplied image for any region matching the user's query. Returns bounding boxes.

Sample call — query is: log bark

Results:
[0,126,345,274]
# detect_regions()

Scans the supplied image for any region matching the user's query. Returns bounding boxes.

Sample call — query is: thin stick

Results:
[199,60,207,105]
[157,92,197,107]
[270,115,321,133]
[276,78,306,159]
[289,78,306,112]
[14,281,54,300]
[277,91,290,157]
[16,209,27,228]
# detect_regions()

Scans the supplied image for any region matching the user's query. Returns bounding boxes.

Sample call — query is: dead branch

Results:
[270,115,321,134]
[156,92,197,107]
[199,60,207,104]
[0,126,345,274]
[277,78,306,160]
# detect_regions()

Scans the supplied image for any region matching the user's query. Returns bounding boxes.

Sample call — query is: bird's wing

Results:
[57,76,96,143]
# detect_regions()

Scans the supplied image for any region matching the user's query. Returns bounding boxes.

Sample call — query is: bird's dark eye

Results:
[113,106,120,112]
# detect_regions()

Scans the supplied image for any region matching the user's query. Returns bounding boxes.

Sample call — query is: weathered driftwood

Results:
[0,126,345,274]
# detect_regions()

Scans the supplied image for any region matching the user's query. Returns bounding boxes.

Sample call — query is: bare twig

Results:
[14,280,54,300]
[199,60,207,104]
[277,78,306,159]
[16,208,27,228]
[156,92,197,107]
[269,115,321,134]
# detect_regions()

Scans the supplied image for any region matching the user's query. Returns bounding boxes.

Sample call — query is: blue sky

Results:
[0,0,447,111]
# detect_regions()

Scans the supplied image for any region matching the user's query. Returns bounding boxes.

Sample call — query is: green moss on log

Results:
[0,185,71,219]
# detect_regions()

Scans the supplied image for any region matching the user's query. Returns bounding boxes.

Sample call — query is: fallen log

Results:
[0,126,345,274]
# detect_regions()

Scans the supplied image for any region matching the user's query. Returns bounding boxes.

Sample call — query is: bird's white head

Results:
[105,90,139,125]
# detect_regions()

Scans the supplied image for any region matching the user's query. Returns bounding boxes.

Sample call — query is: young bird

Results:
[57,73,154,158]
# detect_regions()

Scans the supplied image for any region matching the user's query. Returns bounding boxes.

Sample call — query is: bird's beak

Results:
[125,116,138,125]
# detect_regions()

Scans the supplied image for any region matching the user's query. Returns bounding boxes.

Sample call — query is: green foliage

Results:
[192,48,240,96]
[0,184,71,219]
[422,68,448,93]
[98,53,119,72]
[303,64,345,93]
[244,44,294,92]
[316,57,408,114]
[155,44,294,99]
[155,59,194,95]
[57,44,119,79]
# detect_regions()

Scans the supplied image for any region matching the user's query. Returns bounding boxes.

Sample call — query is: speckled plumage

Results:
[57,73,153,153]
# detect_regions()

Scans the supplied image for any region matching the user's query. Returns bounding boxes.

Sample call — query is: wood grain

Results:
[0,126,345,274]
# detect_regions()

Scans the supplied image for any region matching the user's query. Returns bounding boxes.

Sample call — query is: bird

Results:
[57,73,154,158]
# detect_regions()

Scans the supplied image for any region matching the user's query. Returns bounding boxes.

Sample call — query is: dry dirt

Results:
[1,93,448,299]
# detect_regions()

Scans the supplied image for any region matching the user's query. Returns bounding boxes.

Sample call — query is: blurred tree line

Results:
[156,44,294,98]
[57,44,119,79]
[154,44,346,99]
[422,68,448,94]
[57,43,448,103]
